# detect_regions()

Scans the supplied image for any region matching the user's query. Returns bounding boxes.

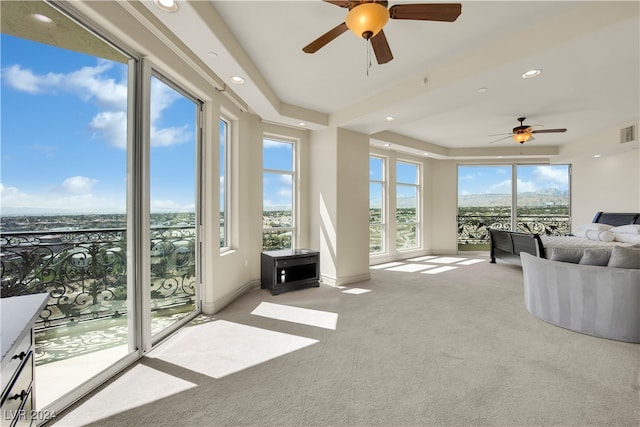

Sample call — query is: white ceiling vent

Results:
[620,125,636,144]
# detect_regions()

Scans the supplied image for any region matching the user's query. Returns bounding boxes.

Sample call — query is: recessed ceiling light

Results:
[298,122,306,127]
[522,69,542,79]
[230,76,245,84]
[154,0,178,12]
[478,87,488,93]
[384,143,391,147]
[385,116,395,121]
[593,154,601,158]
[32,13,52,23]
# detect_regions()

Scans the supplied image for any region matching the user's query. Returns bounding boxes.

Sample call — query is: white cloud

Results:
[277,189,292,198]
[0,182,124,213]
[516,179,537,192]
[4,61,190,150]
[279,175,292,185]
[60,176,98,195]
[90,111,127,149]
[1,65,62,94]
[150,125,191,147]
[487,179,512,194]
[533,166,568,187]
[263,139,290,149]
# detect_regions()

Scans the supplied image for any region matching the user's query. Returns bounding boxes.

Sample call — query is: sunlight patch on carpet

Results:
[421,266,458,274]
[370,261,404,269]
[429,257,467,264]
[457,259,485,265]
[387,263,434,272]
[342,288,371,295]
[51,364,196,427]
[147,320,318,379]
[407,255,438,261]
[251,302,338,330]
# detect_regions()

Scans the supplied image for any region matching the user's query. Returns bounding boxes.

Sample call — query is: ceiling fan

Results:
[302,0,462,64]
[489,117,568,144]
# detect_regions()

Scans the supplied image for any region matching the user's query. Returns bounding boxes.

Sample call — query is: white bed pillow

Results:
[584,229,615,242]
[610,224,640,235]
[613,233,640,245]
[607,246,640,269]
[574,223,613,237]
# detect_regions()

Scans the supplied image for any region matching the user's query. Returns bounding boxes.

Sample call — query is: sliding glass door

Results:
[457,164,570,250]
[0,1,137,408]
[0,1,203,411]
[148,74,200,338]
[457,165,512,250]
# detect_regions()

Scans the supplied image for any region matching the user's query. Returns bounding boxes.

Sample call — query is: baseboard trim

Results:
[321,272,370,287]
[203,279,261,315]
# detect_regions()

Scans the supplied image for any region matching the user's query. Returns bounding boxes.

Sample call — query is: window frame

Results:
[262,136,297,250]
[369,155,387,254]
[395,159,421,251]
[219,116,230,250]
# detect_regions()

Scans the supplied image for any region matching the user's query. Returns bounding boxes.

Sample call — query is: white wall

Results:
[336,128,370,282]
[310,127,370,285]
[557,125,640,227]
[568,149,640,227]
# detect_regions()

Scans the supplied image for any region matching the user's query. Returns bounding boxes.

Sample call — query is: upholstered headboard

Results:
[592,212,640,226]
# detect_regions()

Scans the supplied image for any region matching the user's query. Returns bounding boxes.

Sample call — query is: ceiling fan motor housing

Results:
[345,2,390,39]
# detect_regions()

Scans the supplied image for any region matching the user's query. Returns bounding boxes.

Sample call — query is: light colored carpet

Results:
[51,255,640,426]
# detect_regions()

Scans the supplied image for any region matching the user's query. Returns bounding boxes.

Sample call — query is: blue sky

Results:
[369,159,569,207]
[458,165,569,195]
[2,34,222,214]
[263,139,293,211]
[1,33,569,216]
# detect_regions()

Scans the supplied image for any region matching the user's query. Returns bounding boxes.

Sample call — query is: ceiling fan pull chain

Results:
[366,39,372,77]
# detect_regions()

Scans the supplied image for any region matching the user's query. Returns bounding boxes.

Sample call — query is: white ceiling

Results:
[139,1,640,157]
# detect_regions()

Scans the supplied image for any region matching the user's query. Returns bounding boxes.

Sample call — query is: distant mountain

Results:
[458,189,568,208]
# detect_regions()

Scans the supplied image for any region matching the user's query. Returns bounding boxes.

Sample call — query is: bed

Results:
[488,212,640,264]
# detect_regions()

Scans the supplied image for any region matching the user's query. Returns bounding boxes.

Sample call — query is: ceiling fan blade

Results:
[303,22,348,54]
[389,3,462,22]
[323,0,351,7]
[488,136,512,144]
[531,128,567,134]
[371,29,393,64]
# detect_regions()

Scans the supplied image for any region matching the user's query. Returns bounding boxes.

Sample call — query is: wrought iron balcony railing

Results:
[457,214,570,245]
[1,227,196,330]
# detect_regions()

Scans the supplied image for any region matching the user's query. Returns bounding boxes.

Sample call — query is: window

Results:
[516,165,570,235]
[457,164,570,250]
[219,118,230,248]
[369,156,386,253]
[263,138,295,250]
[396,161,420,250]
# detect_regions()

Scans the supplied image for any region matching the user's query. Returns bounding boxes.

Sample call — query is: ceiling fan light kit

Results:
[345,2,389,39]
[303,1,462,65]
[512,132,531,144]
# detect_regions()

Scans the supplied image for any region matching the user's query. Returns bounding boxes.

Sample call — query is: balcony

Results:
[457,213,570,250]
[1,226,197,406]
